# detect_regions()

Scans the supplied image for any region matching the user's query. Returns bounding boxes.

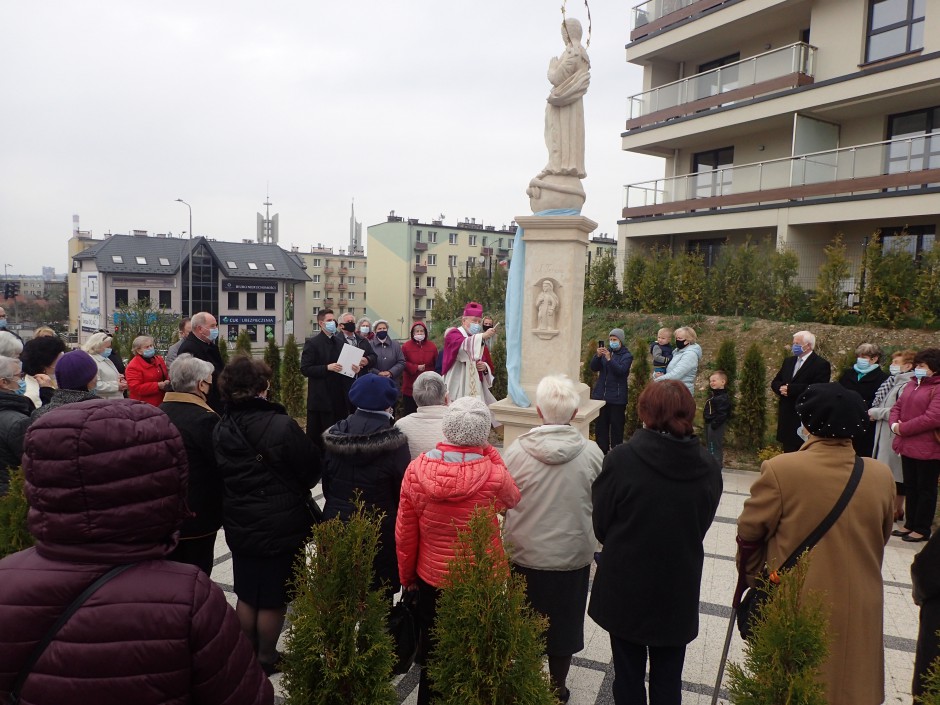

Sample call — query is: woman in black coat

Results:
[588,380,722,705]
[838,342,888,457]
[912,530,940,698]
[322,374,410,598]
[213,355,321,675]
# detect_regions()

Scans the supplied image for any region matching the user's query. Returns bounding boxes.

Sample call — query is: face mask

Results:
[855,358,872,372]
[797,425,810,442]
[360,326,371,335]
[889,365,901,376]
[413,333,426,342]
[914,368,928,380]
[482,324,493,332]
[142,347,156,359]
[16,378,26,395]
[101,348,112,358]
[376,330,388,340]
[792,344,803,356]
[208,328,219,342]
[342,321,356,333]
[0,319,6,329]
[609,341,621,350]
[324,321,337,334]
[468,323,482,335]
[675,339,688,350]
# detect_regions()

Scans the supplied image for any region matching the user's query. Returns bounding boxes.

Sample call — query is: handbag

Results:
[226,416,323,524]
[737,455,863,641]
[388,589,420,675]
[8,563,134,705]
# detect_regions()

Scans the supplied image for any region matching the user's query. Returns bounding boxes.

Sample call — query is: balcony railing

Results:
[413,287,427,298]
[324,297,334,305]
[324,283,334,291]
[338,267,348,275]
[630,0,725,39]
[413,309,427,319]
[626,43,816,130]
[338,283,347,291]
[413,264,428,274]
[414,241,428,252]
[323,267,334,274]
[338,298,348,306]
[480,246,493,256]
[623,135,940,218]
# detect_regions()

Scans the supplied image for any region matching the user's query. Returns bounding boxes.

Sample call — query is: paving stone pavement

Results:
[208,469,920,704]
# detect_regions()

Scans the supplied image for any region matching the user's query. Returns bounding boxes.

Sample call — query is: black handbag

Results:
[388,589,419,675]
[737,456,863,641]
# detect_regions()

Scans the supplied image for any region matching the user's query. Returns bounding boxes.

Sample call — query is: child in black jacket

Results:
[703,370,731,468]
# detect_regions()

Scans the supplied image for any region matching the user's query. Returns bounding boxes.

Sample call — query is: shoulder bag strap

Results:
[10,563,134,705]
[226,415,308,497]
[779,455,864,572]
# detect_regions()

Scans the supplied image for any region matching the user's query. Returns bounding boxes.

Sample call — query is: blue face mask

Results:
[208,328,219,342]
[468,323,482,335]
[360,326,371,335]
[0,319,6,329]
[792,344,803,356]
[142,347,156,359]
[609,340,621,350]
[101,348,112,358]
[914,368,928,380]
[16,378,26,395]
[324,321,337,334]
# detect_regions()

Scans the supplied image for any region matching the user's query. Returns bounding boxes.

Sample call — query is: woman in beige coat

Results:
[737,383,895,705]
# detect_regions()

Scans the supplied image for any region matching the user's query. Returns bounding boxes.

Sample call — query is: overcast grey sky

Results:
[0,1,663,275]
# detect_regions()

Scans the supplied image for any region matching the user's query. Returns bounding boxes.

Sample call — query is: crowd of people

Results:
[0,306,939,704]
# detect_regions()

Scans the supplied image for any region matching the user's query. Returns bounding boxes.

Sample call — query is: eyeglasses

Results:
[2,372,25,381]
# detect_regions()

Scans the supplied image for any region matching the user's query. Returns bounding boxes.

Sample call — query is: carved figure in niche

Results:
[536,280,560,331]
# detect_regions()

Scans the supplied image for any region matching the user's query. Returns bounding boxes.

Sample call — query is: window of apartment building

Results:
[349,261,356,269]
[348,276,356,284]
[693,147,734,199]
[468,235,477,246]
[312,258,321,267]
[427,231,438,243]
[426,276,436,288]
[448,255,458,266]
[347,292,355,300]
[426,298,435,310]
[695,53,740,99]
[159,290,172,309]
[687,239,725,269]
[879,225,935,258]
[312,290,320,299]
[347,308,354,314]
[416,230,422,240]
[427,254,437,265]
[482,236,488,246]
[447,277,456,288]
[886,107,940,185]
[247,262,258,270]
[339,276,345,285]
[508,239,514,249]
[246,293,258,310]
[115,289,129,307]
[228,292,239,309]
[313,274,321,283]
[866,0,925,63]
[111,255,123,264]
[416,253,422,264]
[246,325,257,342]
[137,289,150,302]
[264,292,275,309]
[449,233,459,245]
[136,257,147,265]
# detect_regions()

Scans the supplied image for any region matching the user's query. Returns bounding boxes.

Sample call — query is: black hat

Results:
[795,383,867,439]
[349,374,399,411]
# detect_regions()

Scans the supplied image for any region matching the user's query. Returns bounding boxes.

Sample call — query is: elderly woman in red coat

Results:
[124,334,170,406]
[0,398,272,704]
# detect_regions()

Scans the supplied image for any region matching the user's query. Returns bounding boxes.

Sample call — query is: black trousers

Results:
[704,423,726,468]
[306,409,336,454]
[415,578,442,705]
[596,403,626,454]
[167,532,218,577]
[401,395,418,417]
[610,636,685,705]
[902,456,940,536]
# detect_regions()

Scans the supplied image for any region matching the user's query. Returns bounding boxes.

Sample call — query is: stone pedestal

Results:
[491,214,604,448]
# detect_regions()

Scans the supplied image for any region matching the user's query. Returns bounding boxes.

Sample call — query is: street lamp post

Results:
[175,199,192,316]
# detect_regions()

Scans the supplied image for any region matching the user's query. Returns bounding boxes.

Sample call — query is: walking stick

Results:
[710,538,761,705]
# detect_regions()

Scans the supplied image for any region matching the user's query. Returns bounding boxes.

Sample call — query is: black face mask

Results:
[376,330,389,340]
[482,324,493,332]
[341,321,356,333]
[675,339,688,350]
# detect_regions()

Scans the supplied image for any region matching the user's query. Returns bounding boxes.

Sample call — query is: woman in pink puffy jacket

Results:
[396,396,520,705]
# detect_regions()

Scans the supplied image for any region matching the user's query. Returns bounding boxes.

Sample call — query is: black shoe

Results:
[892,529,912,537]
[556,686,570,703]
[259,651,283,677]
[902,533,929,543]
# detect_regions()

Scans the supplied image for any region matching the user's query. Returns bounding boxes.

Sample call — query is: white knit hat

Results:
[442,396,492,447]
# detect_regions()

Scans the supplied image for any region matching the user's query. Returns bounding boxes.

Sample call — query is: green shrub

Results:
[280,334,306,419]
[622,254,647,312]
[0,469,33,558]
[727,556,829,705]
[235,331,253,357]
[714,338,738,399]
[587,254,624,309]
[669,249,708,314]
[429,506,556,705]
[859,231,918,327]
[490,335,507,402]
[769,249,803,320]
[217,337,230,365]
[264,339,282,403]
[915,245,940,326]
[736,344,767,452]
[282,505,396,705]
[812,235,851,324]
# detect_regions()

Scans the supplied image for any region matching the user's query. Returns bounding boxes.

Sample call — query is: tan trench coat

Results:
[737,437,895,705]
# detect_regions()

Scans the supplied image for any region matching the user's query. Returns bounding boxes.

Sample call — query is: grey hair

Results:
[132,335,154,351]
[81,332,111,354]
[536,374,580,425]
[795,330,816,348]
[191,312,212,329]
[412,371,447,407]
[0,332,23,358]
[169,353,215,393]
[0,355,20,379]
[856,343,882,360]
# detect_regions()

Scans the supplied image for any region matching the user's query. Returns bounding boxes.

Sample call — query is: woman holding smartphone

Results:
[589,328,633,454]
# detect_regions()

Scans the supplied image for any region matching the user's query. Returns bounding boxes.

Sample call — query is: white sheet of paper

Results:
[336,343,362,378]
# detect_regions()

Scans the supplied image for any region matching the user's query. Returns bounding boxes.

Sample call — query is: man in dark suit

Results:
[337,312,377,379]
[770,330,832,452]
[176,312,224,412]
[301,309,351,453]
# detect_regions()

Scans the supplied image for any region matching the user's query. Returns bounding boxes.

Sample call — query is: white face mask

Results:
[889,365,901,375]
[413,334,426,342]
[797,425,810,442]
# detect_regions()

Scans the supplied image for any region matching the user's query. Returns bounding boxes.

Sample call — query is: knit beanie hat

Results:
[55,350,99,391]
[442,396,491,447]
[795,383,867,439]
[609,328,626,345]
[349,374,399,411]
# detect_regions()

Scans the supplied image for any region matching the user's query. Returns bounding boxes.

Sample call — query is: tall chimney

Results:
[72,214,79,237]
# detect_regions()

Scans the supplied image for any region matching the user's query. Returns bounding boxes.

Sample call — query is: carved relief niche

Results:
[533,277,560,340]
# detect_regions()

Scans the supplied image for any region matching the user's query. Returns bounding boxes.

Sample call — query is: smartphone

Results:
[598,340,605,348]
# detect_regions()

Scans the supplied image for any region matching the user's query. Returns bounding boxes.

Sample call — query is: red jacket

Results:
[125,354,169,407]
[0,399,272,705]
[890,375,940,460]
[396,443,520,588]
[401,339,439,398]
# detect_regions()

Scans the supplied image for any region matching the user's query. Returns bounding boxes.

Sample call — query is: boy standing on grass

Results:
[703,370,731,468]
[650,328,673,377]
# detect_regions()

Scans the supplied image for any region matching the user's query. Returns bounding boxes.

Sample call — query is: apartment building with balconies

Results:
[366,213,517,339]
[619,0,939,289]
[296,245,368,334]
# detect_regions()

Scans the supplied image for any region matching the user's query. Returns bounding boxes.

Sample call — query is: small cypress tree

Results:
[264,339,282,403]
[915,245,940,327]
[714,338,738,400]
[727,556,829,705]
[917,648,940,704]
[737,344,767,451]
[429,506,557,705]
[282,506,396,705]
[0,469,33,558]
[280,334,305,419]
[812,235,851,324]
[625,337,651,437]
[235,330,253,357]
[217,337,230,365]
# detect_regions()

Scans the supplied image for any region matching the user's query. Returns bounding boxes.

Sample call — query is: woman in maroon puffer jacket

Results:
[0,398,272,705]
[401,321,439,416]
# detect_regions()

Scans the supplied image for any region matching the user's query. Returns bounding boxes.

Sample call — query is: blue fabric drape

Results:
[504,208,581,407]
